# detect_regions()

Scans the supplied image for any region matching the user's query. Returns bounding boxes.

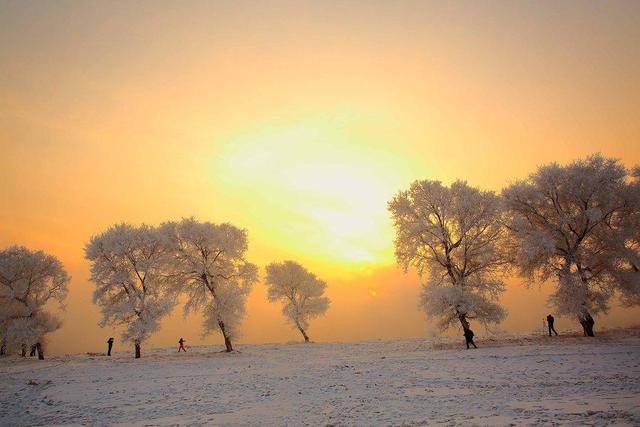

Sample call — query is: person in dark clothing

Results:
[582,312,595,336]
[547,314,558,336]
[178,338,186,352]
[107,337,114,356]
[30,344,37,357]
[463,328,477,349]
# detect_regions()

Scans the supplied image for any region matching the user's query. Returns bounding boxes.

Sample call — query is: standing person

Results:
[547,314,558,336]
[583,313,595,337]
[178,338,186,352]
[30,344,37,357]
[107,337,114,356]
[463,328,477,349]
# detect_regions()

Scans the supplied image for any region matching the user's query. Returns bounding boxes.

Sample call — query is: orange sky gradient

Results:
[1,1,639,355]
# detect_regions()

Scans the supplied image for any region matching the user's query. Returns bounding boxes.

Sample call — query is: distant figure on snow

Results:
[546,314,558,336]
[107,337,114,356]
[463,328,477,349]
[178,338,186,352]
[30,344,37,357]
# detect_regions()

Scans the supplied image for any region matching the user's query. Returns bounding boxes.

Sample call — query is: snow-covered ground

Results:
[1,330,639,426]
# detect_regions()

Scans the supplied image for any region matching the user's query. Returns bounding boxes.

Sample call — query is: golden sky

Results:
[1,1,639,354]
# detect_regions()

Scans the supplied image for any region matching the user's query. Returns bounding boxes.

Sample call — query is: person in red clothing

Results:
[178,337,186,352]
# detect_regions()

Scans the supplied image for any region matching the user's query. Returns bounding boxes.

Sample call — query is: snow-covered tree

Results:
[264,260,330,342]
[614,166,640,307]
[0,246,69,359]
[85,224,177,358]
[388,180,509,332]
[503,155,640,336]
[161,218,258,352]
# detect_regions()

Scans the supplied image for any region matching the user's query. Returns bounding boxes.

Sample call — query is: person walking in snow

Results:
[178,338,186,352]
[463,328,477,349]
[546,314,558,336]
[107,337,114,356]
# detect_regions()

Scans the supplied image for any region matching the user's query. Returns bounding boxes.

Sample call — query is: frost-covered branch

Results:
[0,246,69,358]
[264,260,330,342]
[389,180,509,333]
[84,223,176,358]
[503,154,640,336]
[160,218,258,352]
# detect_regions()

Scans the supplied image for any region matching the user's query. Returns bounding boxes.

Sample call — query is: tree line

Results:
[1,154,638,358]
[389,154,639,337]
[1,219,330,358]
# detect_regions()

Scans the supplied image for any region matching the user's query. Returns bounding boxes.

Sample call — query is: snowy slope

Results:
[1,331,639,426]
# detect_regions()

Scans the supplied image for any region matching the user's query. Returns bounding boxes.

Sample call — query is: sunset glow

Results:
[213,111,419,265]
[1,1,639,357]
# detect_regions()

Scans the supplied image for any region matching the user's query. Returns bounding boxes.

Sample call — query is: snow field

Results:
[1,332,639,426]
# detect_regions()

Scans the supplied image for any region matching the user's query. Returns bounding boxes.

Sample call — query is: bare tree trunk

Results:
[296,322,310,343]
[579,311,595,337]
[575,267,596,337]
[36,342,44,360]
[218,321,233,352]
[203,276,233,352]
[458,313,470,330]
[134,342,141,358]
